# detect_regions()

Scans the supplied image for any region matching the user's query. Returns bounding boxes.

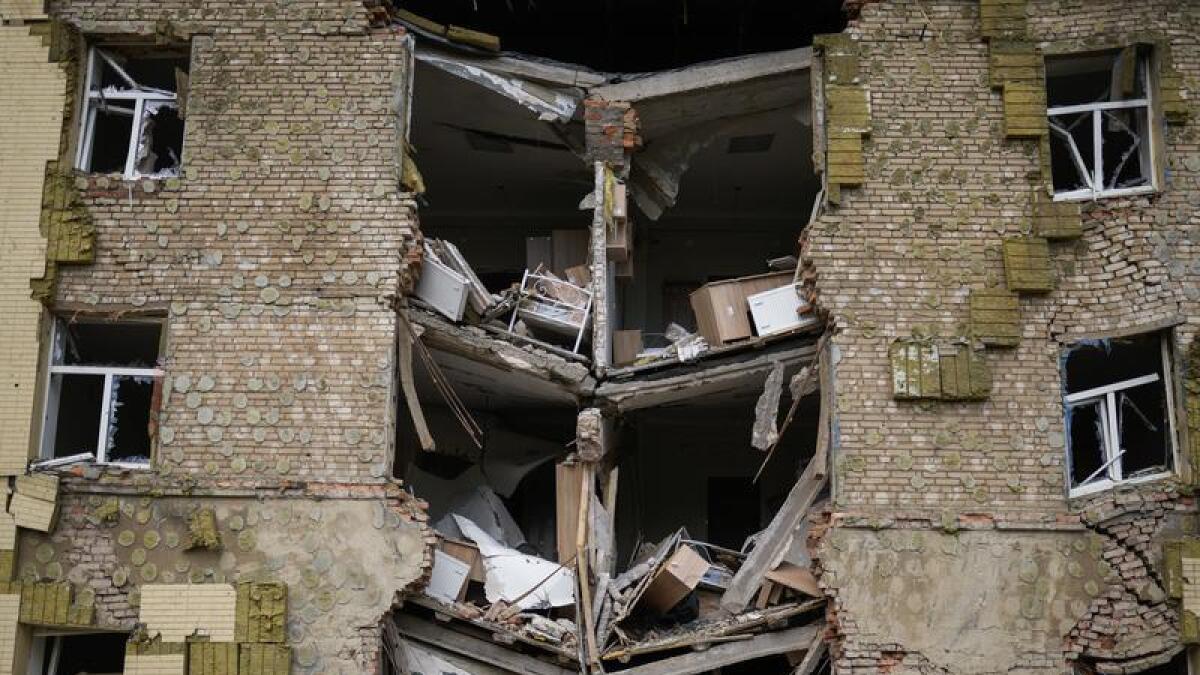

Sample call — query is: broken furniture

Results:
[414,240,496,321]
[508,270,593,354]
[690,272,810,347]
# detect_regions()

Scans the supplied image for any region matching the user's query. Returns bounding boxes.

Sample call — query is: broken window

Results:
[75,44,188,179]
[1046,47,1156,200]
[1062,331,1176,497]
[41,318,163,467]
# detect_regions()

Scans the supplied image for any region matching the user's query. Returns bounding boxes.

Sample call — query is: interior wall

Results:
[613,395,819,564]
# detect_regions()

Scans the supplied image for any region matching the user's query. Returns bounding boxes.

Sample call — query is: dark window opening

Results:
[1046,47,1154,198]
[1062,331,1175,495]
[35,632,128,675]
[78,44,189,178]
[44,319,162,466]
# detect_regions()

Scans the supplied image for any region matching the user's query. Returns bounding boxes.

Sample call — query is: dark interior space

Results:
[1063,332,1164,394]
[109,376,155,463]
[50,373,103,458]
[96,47,189,90]
[38,632,128,675]
[396,0,847,72]
[86,109,135,173]
[61,320,161,367]
[138,105,185,174]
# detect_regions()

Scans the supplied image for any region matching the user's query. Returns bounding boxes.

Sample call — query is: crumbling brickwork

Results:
[804,0,1200,671]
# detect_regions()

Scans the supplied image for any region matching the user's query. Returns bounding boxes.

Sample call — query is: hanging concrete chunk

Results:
[969,289,1021,347]
[1002,236,1053,292]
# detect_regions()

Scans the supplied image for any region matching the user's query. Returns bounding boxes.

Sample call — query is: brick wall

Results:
[46,0,420,487]
[805,0,1200,670]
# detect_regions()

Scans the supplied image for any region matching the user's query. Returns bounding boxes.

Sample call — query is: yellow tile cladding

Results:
[0,594,20,675]
[0,27,65,477]
[0,1,46,21]
[139,584,238,642]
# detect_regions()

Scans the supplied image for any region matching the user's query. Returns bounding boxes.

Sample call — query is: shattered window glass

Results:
[1046,47,1155,199]
[76,45,188,179]
[1061,331,1175,497]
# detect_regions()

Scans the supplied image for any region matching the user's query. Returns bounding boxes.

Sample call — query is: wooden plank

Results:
[394,613,576,675]
[765,563,821,598]
[397,313,436,451]
[555,462,585,564]
[615,624,819,675]
[792,633,827,675]
[721,448,827,613]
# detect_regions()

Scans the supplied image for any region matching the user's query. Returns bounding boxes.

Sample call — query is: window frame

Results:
[1063,334,1178,498]
[39,317,163,469]
[1047,51,1158,202]
[74,45,181,180]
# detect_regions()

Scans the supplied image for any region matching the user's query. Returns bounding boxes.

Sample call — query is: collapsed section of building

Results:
[2,0,1200,673]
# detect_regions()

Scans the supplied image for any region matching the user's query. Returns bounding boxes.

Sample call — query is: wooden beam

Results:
[792,634,827,675]
[397,313,435,451]
[612,624,819,675]
[393,613,577,675]
[721,447,827,614]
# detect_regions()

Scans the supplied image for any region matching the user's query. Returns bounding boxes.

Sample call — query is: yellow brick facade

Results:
[0,1,46,21]
[139,584,237,642]
[0,26,63,475]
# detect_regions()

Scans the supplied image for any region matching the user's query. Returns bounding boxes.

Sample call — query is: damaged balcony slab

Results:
[608,623,820,675]
[601,598,823,663]
[393,606,578,674]
[594,341,818,413]
[407,308,596,406]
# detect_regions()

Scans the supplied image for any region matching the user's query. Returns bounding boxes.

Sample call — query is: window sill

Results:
[1068,469,1174,499]
[1052,185,1157,203]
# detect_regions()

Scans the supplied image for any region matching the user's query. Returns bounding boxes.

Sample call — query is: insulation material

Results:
[239,643,290,675]
[454,515,575,610]
[969,289,1022,348]
[124,653,187,675]
[235,582,287,643]
[1002,236,1053,292]
[434,485,526,550]
[187,642,238,675]
[1002,81,1047,138]
[1031,191,1082,240]
[979,0,1028,40]
[988,41,1041,90]
[13,475,56,502]
[8,494,56,533]
[139,584,237,642]
[0,511,16,551]
[416,52,579,123]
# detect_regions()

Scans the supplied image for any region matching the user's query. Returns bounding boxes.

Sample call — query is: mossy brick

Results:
[1032,192,1082,240]
[0,552,13,582]
[1002,81,1048,138]
[813,33,858,57]
[988,41,1041,89]
[189,641,240,675]
[1003,237,1053,293]
[979,0,1027,40]
[825,52,860,84]
[1156,42,1191,125]
[40,163,95,265]
[969,289,1022,347]
[239,644,290,675]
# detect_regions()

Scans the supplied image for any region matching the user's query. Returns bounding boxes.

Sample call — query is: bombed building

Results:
[1,0,1200,673]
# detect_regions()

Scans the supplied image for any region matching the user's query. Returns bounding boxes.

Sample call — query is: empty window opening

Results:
[41,318,163,466]
[76,44,189,179]
[1046,47,1155,200]
[393,0,846,72]
[28,632,128,675]
[1062,331,1176,497]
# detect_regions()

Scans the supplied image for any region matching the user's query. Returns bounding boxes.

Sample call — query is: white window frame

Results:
[1063,337,1178,498]
[74,45,180,180]
[39,318,162,469]
[1048,53,1157,202]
